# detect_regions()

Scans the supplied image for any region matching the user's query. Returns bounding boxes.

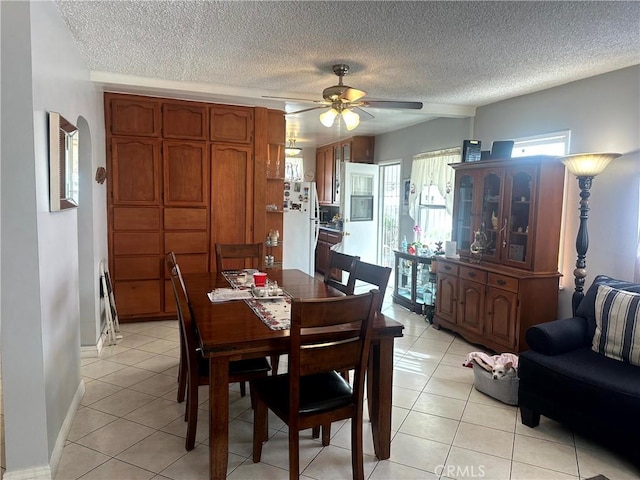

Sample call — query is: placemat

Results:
[244,296,292,331]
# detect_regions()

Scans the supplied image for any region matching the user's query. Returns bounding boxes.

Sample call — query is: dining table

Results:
[183,268,404,479]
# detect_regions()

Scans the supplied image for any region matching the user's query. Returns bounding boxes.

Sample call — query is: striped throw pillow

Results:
[592,284,640,366]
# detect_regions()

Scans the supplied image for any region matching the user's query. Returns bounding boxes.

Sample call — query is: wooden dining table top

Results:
[183,269,405,358]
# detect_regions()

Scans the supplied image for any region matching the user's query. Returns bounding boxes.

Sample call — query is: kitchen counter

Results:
[319,223,342,233]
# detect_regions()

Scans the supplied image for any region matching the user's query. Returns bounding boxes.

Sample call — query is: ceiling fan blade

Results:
[352,106,375,121]
[360,100,423,109]
[340,87,367,103]
[287,105,330,115]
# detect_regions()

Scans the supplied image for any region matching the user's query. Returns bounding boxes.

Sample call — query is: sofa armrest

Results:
[525,317,590,355]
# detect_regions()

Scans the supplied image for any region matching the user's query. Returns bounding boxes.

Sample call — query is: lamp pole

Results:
[560,152,620,316]
[572,175,593,315]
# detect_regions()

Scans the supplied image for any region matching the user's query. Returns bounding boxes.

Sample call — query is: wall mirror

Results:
[49,112,79,211]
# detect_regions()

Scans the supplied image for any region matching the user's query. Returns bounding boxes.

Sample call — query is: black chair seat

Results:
[252,372,353,415]
[196,354,271,377]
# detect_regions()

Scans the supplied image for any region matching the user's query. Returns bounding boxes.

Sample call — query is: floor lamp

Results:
[560,152,621,315]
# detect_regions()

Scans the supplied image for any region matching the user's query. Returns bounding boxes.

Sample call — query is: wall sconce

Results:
[560,152,621,315]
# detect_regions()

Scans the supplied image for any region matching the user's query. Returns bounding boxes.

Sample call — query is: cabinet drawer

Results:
[327,232,342,244]
[487,273,518,293]
[438,262,459,276]
[459,266,487,283]
[113,232,161,255]
[114,256,160,280]
[114,280,162,316]
[164,208,207,230]
[113,207,160,231]
[164,232,209,254]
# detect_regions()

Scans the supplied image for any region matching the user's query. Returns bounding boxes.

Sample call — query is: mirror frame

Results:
[49,112,79,211]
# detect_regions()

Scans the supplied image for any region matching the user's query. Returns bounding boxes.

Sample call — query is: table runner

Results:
[221,270,254,290]
[244,296,292,330]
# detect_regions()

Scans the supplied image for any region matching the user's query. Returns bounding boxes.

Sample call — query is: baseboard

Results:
[2,381,85,480]
[2,465,52,480]
[50,380,86,478]
[80,329,106,358]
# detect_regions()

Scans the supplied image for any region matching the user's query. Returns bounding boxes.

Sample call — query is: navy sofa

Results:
[518,275,640,465]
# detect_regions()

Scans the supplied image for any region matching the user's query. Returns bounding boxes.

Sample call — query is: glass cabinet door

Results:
[454,174,474,252]
[480,171,503,262]
[502,167,535,268]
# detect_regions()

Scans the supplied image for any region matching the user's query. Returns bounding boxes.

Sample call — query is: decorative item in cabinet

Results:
[392,250,435,316]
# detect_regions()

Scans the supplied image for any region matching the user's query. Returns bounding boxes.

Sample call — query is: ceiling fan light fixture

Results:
[319,108,339,127]
[341,108,360,130]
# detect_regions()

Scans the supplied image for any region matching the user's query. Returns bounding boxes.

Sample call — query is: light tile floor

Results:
[7,293,639,480]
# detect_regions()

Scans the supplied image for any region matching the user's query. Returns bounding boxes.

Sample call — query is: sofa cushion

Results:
[520,347,640,405]
[592,284,640,366]
[576,275,640,338]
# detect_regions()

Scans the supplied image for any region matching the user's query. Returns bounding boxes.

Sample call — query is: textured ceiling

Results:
[55,1,640,148]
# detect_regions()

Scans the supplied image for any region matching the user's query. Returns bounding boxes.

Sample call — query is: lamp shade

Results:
[319,108,339,127]
[560,152,621,177]
[341,108,360,130]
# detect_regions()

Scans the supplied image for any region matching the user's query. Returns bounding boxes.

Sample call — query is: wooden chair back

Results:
[352,261,392,309]
[323,250,359,294]
[215,243,264,272]
[290,289,380,385]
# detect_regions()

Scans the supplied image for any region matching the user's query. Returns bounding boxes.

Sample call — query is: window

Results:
[284,157,303,181]
[418,185,450,247]
[512,131,570,157]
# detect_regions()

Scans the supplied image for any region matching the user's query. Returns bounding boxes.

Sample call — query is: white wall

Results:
[474,66,640,317]
[1,0,107,475]
[374,117,474,242]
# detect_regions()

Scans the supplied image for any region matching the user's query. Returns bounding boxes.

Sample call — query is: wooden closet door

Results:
[163,141,209,206]
[110,138,161,205]
[210,144,254,270]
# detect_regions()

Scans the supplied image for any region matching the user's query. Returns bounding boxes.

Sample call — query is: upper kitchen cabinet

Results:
[107,96,161,137]
[162,102,208,140]
[451,155,565,273]
[209,105,254,144]
[341,136,375,163]
[316,145,335,205]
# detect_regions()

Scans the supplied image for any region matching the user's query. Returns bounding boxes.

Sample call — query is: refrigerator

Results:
[282,181,319,276]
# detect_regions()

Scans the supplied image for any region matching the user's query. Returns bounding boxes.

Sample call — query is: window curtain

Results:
[409,147,461,220]
[285,157,304,181]
[635,232,640,282]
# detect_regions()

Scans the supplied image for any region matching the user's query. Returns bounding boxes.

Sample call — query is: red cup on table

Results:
[253,272,267,287]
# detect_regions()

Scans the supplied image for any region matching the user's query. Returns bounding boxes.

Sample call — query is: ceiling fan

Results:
[264,64,423,131]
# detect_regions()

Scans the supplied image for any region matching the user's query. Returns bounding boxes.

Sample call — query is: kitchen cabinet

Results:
[316,146,335,205]
[315,135,374,206]
[105,93,284,320]
[315,228,343,278]
[392,250,435,315]
[434,155,565,352]
[340,136,375,164]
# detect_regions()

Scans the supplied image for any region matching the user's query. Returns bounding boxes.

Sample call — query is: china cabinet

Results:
[434,155,565,352]
[315,228,343,279]
[392,250,436,316]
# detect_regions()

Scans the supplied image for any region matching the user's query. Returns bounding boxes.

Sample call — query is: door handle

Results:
[344,231,351,236]
[497,279,507,286]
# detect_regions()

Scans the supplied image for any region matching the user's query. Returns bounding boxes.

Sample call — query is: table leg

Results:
[209,358,229,480]
[368,338,394,459]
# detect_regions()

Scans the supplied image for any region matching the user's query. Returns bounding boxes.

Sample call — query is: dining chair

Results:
[352,260,392,308]
[166,252,188,404]
[215,242,281,373]
[215,242,265,272]
[250,289,381,480]
[168,262,271,451]
[323,250,360,294]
